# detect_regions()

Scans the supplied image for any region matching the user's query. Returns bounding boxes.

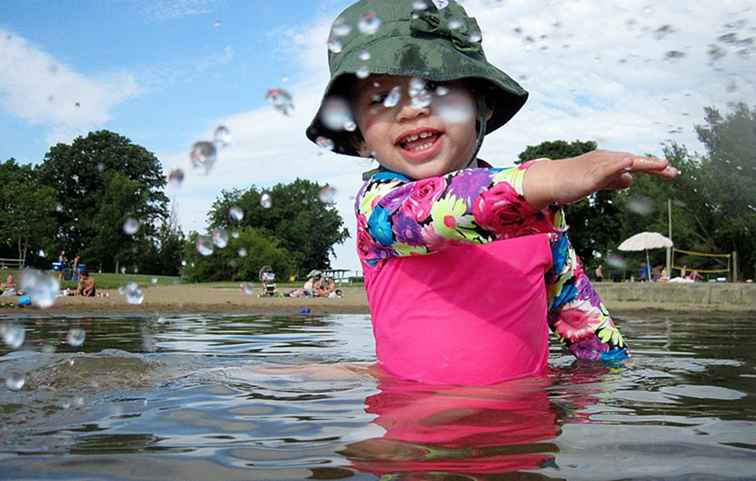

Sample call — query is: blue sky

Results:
[0,0,350,163]
[1,0,754,271]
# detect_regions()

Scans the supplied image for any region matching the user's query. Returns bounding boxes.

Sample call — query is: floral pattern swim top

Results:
[355,160,628,362]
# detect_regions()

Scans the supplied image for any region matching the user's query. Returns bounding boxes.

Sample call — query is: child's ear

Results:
[355,139,371,157]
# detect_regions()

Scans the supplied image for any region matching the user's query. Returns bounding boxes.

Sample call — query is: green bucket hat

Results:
[305,0,528,158]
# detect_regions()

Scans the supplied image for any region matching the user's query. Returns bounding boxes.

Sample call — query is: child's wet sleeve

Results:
[545,212,630,362]
[355,166,542,266]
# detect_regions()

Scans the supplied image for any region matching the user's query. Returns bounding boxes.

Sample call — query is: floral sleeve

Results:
[355,164,552,266]
[546,213,629,362]
[355,164,629,362]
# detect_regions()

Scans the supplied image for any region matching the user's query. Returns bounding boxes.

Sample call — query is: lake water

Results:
[1,311,755,480]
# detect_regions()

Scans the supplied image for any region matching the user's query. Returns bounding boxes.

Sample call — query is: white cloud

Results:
[161,0,756,273]
[0,29,140,144]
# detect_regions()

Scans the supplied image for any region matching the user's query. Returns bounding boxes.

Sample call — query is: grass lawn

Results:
[1,269,180,290]
[1,269,363,291]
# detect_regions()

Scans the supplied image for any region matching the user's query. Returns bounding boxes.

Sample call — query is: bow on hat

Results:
[409,10,482,55]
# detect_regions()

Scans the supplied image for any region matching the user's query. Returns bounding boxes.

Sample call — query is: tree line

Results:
[1,102,754,280]
[518,102,756,280]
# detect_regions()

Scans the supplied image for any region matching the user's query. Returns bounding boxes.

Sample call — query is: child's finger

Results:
[606,172,634,190]
[645,165,680,179]
[627,156,669,173]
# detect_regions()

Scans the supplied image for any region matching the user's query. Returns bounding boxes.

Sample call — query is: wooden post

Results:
[733,251,738,282]
[666,198,672,278]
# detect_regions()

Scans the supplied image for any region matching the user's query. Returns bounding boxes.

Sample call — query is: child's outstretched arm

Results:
[521,150,678,362]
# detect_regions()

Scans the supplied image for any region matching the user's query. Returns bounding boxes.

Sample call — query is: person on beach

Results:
[76,271,96,297]
[0,274,18,296]
[306,0,678,385]
[595,264,605,282]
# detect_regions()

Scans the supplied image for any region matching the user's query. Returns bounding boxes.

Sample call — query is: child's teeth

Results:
[407,135,418,142]
[419,132,430,138]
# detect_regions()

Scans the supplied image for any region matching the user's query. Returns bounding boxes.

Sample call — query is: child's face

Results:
[352,75,479,179]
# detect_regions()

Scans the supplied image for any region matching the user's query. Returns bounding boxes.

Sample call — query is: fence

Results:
[0,258,24,270]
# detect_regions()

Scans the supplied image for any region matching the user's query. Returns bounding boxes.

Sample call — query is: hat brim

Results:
[306,35,528,157]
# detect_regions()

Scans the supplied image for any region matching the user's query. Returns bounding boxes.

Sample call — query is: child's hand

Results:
[523,150,680,210]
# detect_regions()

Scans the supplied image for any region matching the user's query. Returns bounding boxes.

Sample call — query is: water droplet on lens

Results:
[211,228,229,248]
[37,249,46,257]
[332,19,352,37]
[5,372,25,391]
[664,50,685,61]
[122,283,144,305]
[358,11,381,35]
[181,260,187,267]
[168,168,184,188]
[409,78,425,97]
[413,0,428,10]
[19,269,60,309]
[383,86,402,108]
[120,266,127,274]
[319,185,337,203]
[265,88,295,116]
[316,136,335,151]
[229,206,244,222]
[344,120,357,131]
[123,218,140,235]
[260,193,272,209]
[327,38,343,53]
[411,90,432,109]
[356,65,370,79]
[213,20,222,28]
[469,31,481,43]
[433,94,475,124]
[237,247,248,257]
[190,141,217,174]
[627,196,655,216]
[320,97,354,131]
[607,254,627,269]
[435,86,449,96]
[1,324,25,349]
[241,283,254,295]
[196,235,214,256]
[213,125,231,148]
[231,230,239,239]
[449,19,463,30]
[66,328,86,347]
[358,49,371,61]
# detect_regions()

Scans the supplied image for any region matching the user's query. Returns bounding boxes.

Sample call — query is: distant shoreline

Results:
[1,284,754,317]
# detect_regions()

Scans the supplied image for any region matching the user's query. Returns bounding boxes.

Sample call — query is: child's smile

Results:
[353,75,479,179]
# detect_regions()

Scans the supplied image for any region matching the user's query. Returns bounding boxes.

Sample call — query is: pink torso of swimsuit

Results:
[363,234,553,385]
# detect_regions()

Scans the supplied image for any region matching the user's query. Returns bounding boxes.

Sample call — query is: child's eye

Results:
[369,93,388,105]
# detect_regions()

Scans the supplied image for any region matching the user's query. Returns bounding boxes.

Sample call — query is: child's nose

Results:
[395,99,430,123]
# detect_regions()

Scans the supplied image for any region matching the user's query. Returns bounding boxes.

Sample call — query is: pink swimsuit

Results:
[356,164,629,386]
[365,235,553,385]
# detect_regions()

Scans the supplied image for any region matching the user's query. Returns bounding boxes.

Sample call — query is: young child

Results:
[306,0,678,385]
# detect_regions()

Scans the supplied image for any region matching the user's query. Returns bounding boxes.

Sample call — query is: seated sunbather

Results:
[76,271,96,297]
[0,274,18,296]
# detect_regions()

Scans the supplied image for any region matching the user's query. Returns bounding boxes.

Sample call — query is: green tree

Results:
[517,140,622,268]
[517,140,598,165]
[691,103,756,279]
[207,179,350,274]
[38,130,169,272]
[0,159,57,264]
[182,228,296,282]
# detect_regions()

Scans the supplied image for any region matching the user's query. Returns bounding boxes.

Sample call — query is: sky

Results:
[1,0,754,272]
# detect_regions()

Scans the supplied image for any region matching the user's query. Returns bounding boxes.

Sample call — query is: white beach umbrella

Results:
[618,232,674,279]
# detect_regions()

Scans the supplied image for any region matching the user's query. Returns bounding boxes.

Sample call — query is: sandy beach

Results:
[1,284,754,316]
